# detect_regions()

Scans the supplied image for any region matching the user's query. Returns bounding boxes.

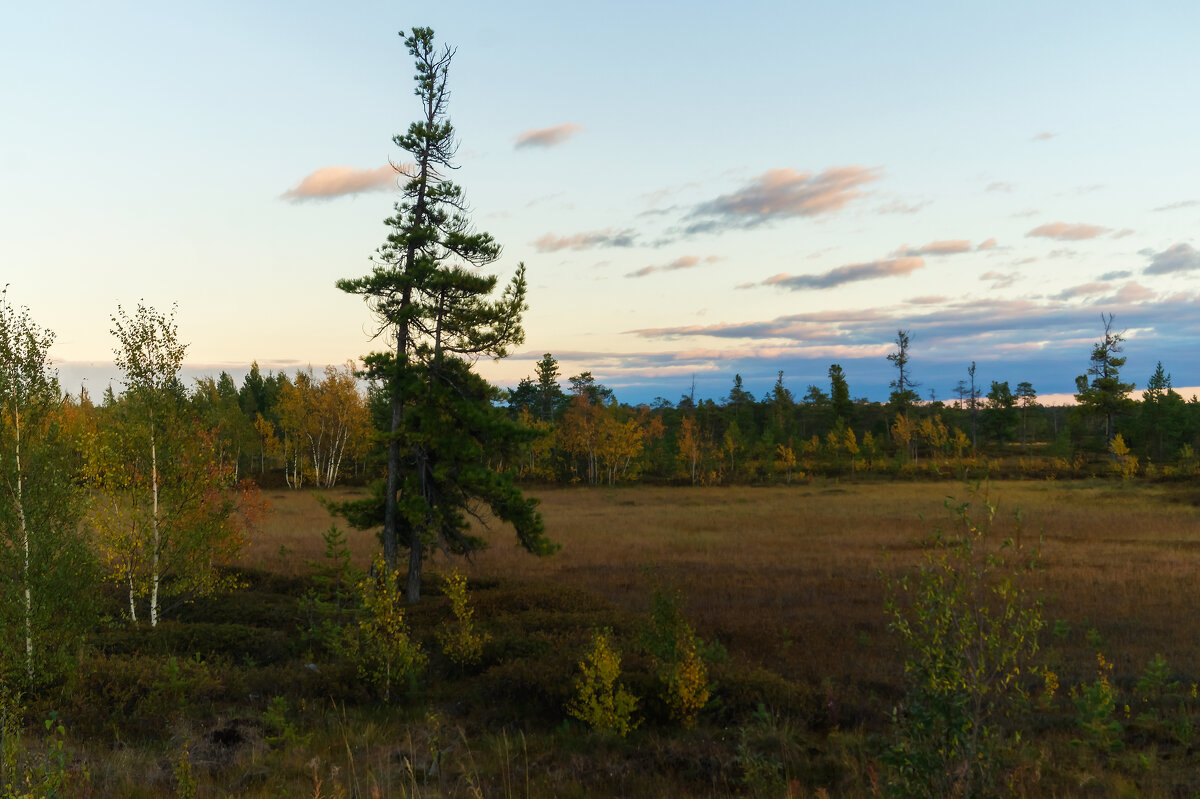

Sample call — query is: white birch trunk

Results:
[13,399,33,685]
[150,413,160,628]
[128,569,137,622]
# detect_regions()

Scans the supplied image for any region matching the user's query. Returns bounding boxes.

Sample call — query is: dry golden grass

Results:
[246,480,1200,703]
[238,487,381,575]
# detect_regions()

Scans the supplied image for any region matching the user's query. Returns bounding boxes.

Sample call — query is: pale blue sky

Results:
[3,2,1198,403]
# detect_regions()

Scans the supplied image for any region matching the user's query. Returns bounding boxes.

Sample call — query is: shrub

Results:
[64,652,226,738]
[345,555,424,702]
[883,494,1044,798]
[436,568,488,668]
[93,621,292,665]
[640,588,710,728]
[566,629,639,737]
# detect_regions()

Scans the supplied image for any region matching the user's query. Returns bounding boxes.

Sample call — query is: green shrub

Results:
[64,653,225,738]
[344,555,424,702]
[464,653,575,723]
[93,621,293,665]
[883,495,1044,798]
[640,588,711,728]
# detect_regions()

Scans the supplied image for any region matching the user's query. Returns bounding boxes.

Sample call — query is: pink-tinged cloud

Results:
[1032,132,1057,141]
[515,123,583,149]
[893,240,972,257]
[281,165,398,201]
[1145,243,1200,275]
[1026,221,1109,241]
[977,238,997,251]
[533,228,637,252]
[1053,282,1110,300]
[1111,228,1136,239]
[761,257,924,290]
[1107,282,1156,303]
[627,255,719,278]
[686,165,882,233]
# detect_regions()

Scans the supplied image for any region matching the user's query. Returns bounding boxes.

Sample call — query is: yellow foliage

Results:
[353,555,425,702]
[660,637,709,728]
[596,412,645,484]
[774,443,796,483]
[843,426,859,457]
[566,630,639,736]
[890,414,912,449]
[437,568,487,667]
[1109,433,1139,478]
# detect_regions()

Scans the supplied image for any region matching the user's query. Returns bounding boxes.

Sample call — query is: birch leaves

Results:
[0,291,94,688]
[96,303,258,626]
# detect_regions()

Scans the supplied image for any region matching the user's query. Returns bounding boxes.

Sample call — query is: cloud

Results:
[875,198,930,215]
[514,123,583,149]
[977,238,997,251]
[892,240,972,257]
[1099,270,1132,281]
[1053,282,1110,300]
[758,257,924,290]
[1153,200,1200,212]
[1026,221,1109,240]
[1031,132,1057,141]
[686,166,882,233]
[533,228,638,252]
[1145,243,1200,275]
[1111,228,1136,239]
[626,255,719,278]
[980,270,1015,289]
[986,181,1014,193]
[280,165,398,201]
[1108,281,1156,303]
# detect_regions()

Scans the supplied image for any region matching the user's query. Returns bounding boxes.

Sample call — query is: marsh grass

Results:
[22,479,1200,795]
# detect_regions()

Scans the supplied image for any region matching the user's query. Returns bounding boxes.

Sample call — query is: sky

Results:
[3,2,1199,405]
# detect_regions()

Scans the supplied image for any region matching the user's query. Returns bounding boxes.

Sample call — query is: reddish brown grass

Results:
[244,480,1200,702]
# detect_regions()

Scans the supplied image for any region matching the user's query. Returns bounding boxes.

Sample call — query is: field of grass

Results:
[246,480,1200,692]
[13,479,1200,796]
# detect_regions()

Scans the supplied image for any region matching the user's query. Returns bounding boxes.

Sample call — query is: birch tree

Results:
[109,302,185,627]
[0,291,95,687]
[100,303,261,626]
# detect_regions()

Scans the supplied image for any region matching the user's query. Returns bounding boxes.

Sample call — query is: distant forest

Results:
[91,321,1197,488]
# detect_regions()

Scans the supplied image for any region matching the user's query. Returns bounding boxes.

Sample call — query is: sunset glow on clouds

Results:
[514,123,583,149]
[281,165,399,201]
[4,2,1200,403]
[684,166,882,233]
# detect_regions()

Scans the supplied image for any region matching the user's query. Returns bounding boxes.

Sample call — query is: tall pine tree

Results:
[1074,313,1134,444]
[337,28,555,602]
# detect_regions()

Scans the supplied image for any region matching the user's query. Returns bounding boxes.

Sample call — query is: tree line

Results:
[502,318,1200,484]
